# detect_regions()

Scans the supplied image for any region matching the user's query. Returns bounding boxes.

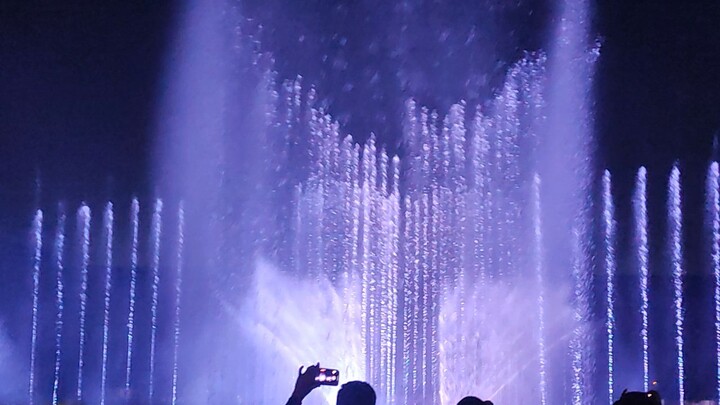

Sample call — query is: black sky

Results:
[598,1,720,172]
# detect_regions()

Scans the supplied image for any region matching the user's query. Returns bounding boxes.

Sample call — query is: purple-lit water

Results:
[21,95,720,405]
[23,164,720,404]
[669,165,685,403]
[571,225,592,405]
[16,2,720,405]
[148,199,163,402]
[76,204,91,400]
[709,162,720,402]
[52,207,66,405]
[602,170,617,404]
[171,203,185,405]
[125,198,139,392]
[28,210,42,405]
[634,167,650,392]
[209,51,585,403]
[100,203,114,405]
[532,175,548,405]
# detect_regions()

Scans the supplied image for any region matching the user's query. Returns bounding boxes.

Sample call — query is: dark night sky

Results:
[598,1,720,171]
[0,0,718,242]
[0,2,172,202]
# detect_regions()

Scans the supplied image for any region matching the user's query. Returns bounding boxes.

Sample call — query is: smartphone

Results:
[315,368,340,386]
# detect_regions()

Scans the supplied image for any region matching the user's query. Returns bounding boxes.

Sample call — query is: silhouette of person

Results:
[286,363,376,405]
[336,380,376,405]
[457,395,494,405]
[612,389,661,405]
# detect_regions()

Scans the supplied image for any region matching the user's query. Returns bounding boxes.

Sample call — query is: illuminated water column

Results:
[125,198,140,390]
[707,162,720,402]
[602,170,616,404]
[634,167,650,391]
[412,198,423,402]
[384,157,400,404]
[149,199,163,401]
[347,141,363,384]
[392,159,401,403]
[172,203,185,405]
[376,150,388,398]
[470,108,490,295]
[668,165,685,403]
[360,141,373,383]
[52,207,67,405]
[402,196,416,404]
[76,204,91,400]
[28,210,43,405]
[532,174,548,405]
[428,187,439,405]
[420,193,431,403]
[100,203,114,405]
[571,185,595,405]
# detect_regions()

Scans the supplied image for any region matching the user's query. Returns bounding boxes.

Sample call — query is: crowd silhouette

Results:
[285,363,662,405]
[285,364,377,405]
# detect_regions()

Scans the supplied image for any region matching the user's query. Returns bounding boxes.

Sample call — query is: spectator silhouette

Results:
[613,389,661,405]
[286,363,376,405]
[336,380,375,405]
[457,395,494,405]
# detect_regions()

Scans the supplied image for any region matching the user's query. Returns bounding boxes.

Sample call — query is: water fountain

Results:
[19,75,720,405]
[11,1,720,405]
[669,165,686,404]
[51,207,66,405]
[100,203,114,405]
[602,170,616,403]
[710,162,720,404]
[634,167,650,392]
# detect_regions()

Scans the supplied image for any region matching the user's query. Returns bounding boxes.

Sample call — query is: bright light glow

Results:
[239,259,365,405]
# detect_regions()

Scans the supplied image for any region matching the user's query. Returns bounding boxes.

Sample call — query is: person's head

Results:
[457,396,494,405]
[336,380,376,405]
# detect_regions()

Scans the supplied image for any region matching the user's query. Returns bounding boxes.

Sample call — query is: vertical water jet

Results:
[148,198,163,401]
[532,174,548,405]
[634,167,650,391]
[125,198,140,390]
[401,196,414,404]
[52,207,67,405]
[100,203,114,405]
[668,164,685,403]
[602,170,616,404]
[708,162,720,402]
[76,204,91,400]
[28,210,43,404]
[171,203,185,405]
[571,214,594,404]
